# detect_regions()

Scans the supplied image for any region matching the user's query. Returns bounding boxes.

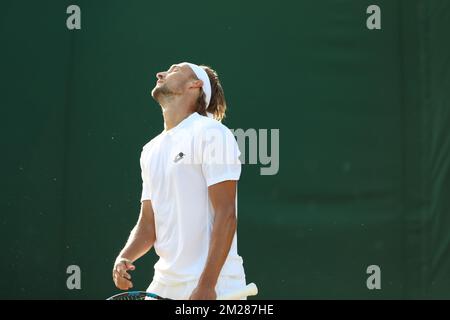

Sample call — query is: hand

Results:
[112,258,136,290]
[189,284,217,300]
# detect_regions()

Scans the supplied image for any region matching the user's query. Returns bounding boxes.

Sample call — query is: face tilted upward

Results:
[151,64,197,103]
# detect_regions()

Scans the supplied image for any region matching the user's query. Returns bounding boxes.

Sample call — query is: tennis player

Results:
[112,62,246,300]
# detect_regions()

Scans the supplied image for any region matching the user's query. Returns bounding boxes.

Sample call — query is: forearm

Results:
[117,209,156,262]
[198,208,237,288]
[117,228,152,263]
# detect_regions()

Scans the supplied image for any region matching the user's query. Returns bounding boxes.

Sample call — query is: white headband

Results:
[181,62,212,108]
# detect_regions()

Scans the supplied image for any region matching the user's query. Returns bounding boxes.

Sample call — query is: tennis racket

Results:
[107,282,258,300]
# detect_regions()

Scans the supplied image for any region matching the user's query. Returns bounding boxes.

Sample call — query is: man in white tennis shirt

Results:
[112,62,246,300]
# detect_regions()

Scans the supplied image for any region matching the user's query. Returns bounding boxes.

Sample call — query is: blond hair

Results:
[193,66,227,121]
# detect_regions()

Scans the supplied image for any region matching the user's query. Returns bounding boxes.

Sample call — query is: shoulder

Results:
[191,113,235,139]
[190,115,239,158]
[141,131,164,152]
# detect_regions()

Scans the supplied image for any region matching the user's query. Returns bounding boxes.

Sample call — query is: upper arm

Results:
[140,153,152,202]
[201,125,241,187]
[139,200,156,241]
[208,180,237,214]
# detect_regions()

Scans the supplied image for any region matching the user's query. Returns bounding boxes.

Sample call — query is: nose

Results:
[156,71,166,80]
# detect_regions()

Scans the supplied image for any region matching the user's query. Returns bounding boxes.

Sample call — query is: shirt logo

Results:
[173,152,185,163]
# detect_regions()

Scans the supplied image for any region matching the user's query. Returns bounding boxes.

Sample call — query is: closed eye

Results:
[167,65,179,73]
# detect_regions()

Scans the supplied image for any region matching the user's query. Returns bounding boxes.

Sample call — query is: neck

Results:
[156,93,197,131]
[163,109,194,131]
[161,104,195,131]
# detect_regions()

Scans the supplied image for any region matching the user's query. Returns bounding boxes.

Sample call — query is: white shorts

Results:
[147,275,247,300]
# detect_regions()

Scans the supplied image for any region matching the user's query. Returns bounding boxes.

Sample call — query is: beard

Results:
[151,83,174,104]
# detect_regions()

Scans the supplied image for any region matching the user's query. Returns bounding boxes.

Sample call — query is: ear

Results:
[188,79,203,89]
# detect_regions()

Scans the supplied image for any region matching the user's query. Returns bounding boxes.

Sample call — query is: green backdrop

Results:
[1,0,449,299]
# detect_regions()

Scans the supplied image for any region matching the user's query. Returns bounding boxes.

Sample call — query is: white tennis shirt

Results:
[140,112,246,285]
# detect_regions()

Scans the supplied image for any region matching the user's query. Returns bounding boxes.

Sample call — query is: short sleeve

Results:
[201,125,241,187]
[140,152,152,202]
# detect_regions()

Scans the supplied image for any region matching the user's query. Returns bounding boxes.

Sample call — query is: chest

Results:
[142,134,202,182]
